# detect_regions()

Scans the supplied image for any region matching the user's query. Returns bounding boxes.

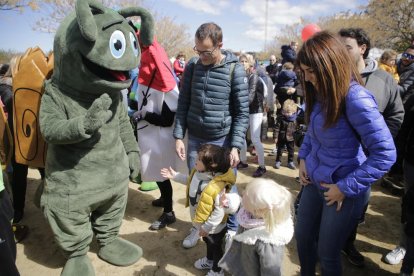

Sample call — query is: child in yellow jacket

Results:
[379,49,400,83]
[161,144,237,276]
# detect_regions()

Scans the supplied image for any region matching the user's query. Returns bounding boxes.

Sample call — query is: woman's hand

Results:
[299,159,311,186]
[320,183,345,211]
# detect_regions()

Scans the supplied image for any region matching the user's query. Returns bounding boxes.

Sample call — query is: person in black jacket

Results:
[398,93,414,276]
[281,41,298,65]
[265,55,280,84]
[339,27,404,267]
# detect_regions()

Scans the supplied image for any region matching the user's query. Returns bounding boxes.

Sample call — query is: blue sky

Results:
[0,0,367,53]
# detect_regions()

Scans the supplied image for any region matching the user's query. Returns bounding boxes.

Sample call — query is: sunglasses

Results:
[402,52,414,60]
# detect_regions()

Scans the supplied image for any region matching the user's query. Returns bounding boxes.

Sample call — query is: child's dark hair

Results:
[197,144,231,174]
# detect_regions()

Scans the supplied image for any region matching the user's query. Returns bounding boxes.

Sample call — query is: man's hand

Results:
[175,139,186,161]
[230,147,240,168]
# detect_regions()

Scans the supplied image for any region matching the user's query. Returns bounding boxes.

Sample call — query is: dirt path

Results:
[16,141,403,275]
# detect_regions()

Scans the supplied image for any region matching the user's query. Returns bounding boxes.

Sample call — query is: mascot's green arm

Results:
[118,100,139,154]
[39,87,92,145]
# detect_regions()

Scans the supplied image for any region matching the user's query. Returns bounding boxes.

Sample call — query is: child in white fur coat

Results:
[219,179,294,276]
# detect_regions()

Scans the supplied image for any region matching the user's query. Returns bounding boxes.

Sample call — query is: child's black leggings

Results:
[156,179,173,213]
[203,227,227,272]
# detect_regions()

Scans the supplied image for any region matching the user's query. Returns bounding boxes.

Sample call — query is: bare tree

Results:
[0,0,49,11]
[153,13,192,59]
[32,0,193,57]
[34,0,145,33]
[365,0,414,51]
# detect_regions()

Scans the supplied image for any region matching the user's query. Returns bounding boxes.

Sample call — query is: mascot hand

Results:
[84,94,113,134]
[128,151,140,180]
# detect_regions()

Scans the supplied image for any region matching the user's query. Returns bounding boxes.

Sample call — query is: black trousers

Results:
[203,227,227,272]
[276,140,295,163]
[11,155,45,217]
[156,179,173,213]
[0,190,20,276]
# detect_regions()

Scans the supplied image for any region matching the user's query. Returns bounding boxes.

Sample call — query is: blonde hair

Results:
[282,62,294,70]
[242,179,292,233]
[380,49,397,64]
[239,53,255,67]
[282,99,298,113]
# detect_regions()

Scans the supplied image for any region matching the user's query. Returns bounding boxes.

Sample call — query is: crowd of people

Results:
[1,17,414,276]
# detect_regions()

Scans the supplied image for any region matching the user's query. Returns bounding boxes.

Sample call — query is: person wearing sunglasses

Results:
[398,46,414,104]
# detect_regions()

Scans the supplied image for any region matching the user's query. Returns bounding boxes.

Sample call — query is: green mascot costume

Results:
[38,1,154,275]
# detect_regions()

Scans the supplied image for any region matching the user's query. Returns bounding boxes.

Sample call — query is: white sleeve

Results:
[173,172,188,185]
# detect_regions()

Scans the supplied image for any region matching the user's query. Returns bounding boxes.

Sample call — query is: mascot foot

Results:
[130,173,142,184]
[98,238,142,266]
[61,255,94,276]
[139,182,158,191]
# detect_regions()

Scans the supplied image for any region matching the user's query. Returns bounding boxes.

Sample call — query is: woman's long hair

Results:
[296,31,362,128]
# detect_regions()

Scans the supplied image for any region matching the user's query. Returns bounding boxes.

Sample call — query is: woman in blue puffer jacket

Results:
[295,31,396,276]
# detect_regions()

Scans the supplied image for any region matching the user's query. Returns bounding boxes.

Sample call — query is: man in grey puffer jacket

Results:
[173,22,249,171]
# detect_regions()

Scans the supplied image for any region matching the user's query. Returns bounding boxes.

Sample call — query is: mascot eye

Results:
[109,30,126,59]
[129,32,139,57]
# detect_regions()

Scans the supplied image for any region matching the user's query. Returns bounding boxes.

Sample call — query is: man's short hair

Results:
[339,28,371,59]
[195,22,223,47]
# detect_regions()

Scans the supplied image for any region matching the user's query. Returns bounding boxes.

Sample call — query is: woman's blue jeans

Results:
[187,134,238,232]
[295,183,369,276]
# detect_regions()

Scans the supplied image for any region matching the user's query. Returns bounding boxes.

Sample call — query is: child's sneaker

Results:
[206,269,224,276]
[182,227,200,248]
[274,161,281,169]
[149,212,176,230]
[194,257,213,270]
[252,166,266,177]
[287,162,296,170]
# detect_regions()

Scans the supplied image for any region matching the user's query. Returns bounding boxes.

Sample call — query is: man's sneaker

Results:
[287,162,296,170]
[274,161,281,169]
[151,197,164,207]
[237,161,248,169]
[149,212,176,230]
[182,227,200,248]
[252,166,266,177]
[385,246,406,265]
[224,230,236,252]
[206,269,224,276]
[194,257,213,270]
[342,244,365,267]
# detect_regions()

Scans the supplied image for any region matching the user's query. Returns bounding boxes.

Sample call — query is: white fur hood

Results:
[233,216,294,246]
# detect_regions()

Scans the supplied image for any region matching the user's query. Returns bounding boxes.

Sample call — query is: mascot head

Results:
[52,0,154,94]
